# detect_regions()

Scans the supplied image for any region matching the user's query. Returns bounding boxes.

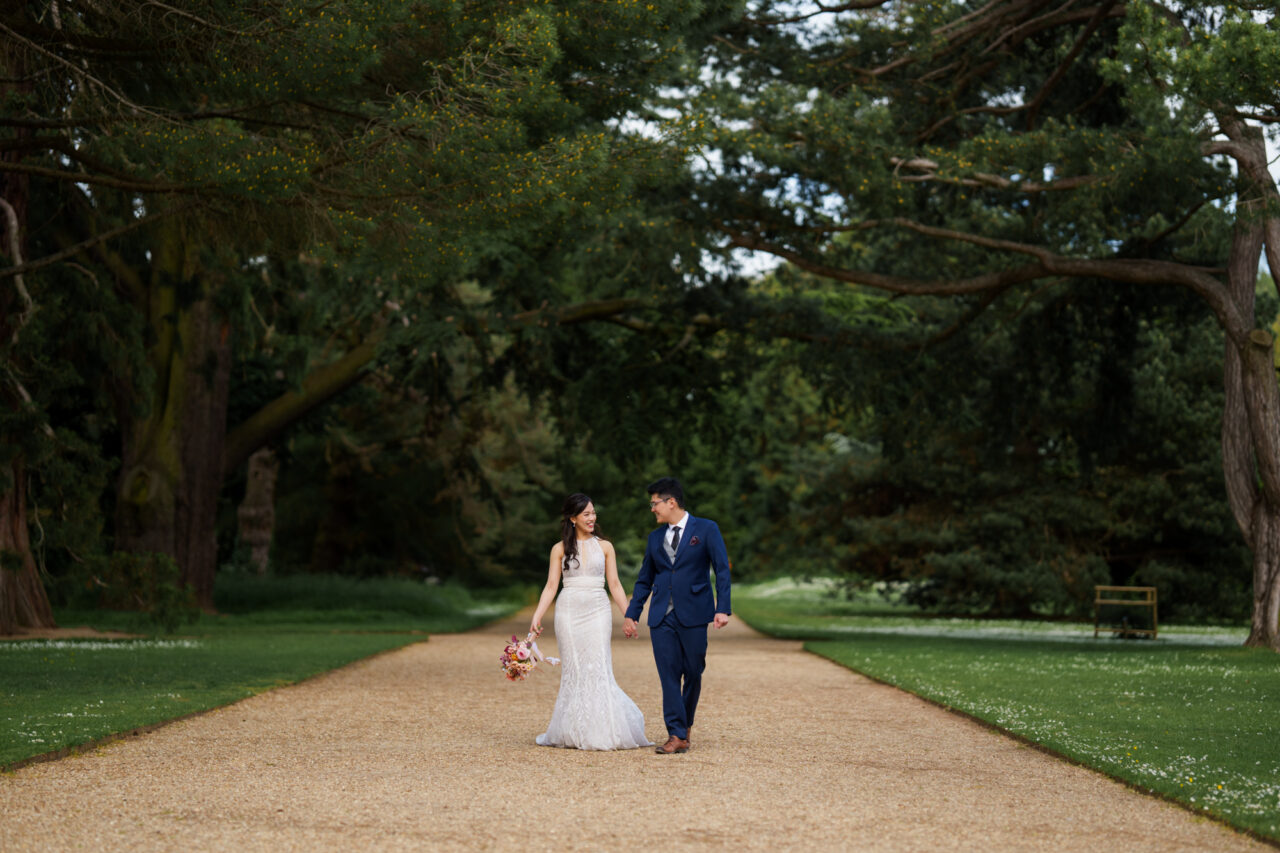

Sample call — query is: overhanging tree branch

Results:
[222,328,387,477]
[889,157,1099,193]
[724,219,1244,334]
[0,160,202,193]
[0,20,159,118]
[222,298,666,476]
[1024,0,1119,130]
[744,0,892,26]
[0,202,197,282]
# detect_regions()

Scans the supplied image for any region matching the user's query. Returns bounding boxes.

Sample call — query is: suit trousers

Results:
[650,609,708,739]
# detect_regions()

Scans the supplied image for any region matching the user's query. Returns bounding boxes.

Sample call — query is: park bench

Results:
[1093,585,1158,640]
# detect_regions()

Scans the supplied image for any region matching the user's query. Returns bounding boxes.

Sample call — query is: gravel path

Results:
[1,608,1269,852]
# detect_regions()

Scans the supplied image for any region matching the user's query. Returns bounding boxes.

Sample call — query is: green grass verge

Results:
[735,579,1279,843]
[2,575,528,768]
[0,632,419,767]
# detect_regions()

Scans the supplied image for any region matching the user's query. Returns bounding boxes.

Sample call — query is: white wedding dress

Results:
[536,537,653,750]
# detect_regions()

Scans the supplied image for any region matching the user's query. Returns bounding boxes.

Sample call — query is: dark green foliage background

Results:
[7,1,1269,627]
[807,282,1253,621]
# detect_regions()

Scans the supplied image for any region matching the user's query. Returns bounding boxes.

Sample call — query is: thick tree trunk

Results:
[236,447,279,574]
[1222,332,1280,649]
[115,224,230,611]
[0,37,56,633]
[0,460,57,634]
[1217,158,1280,649]
[1235,328,1280,650]
[1246,503,1280,649]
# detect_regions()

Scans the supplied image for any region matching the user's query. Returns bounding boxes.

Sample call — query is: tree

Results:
[684,1,1280,648]
[791,271,1249,620]
[1,21,56,631]
[0,0,743,620]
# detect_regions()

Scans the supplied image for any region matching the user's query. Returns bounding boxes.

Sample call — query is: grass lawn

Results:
[735,578,1280,843]
[1,575,527,768]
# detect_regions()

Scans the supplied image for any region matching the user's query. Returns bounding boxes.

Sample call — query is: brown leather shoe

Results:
[655,735,690,754]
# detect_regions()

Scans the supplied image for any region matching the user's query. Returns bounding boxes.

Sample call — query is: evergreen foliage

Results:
[813,282,1251,620]
[3,2,1277,635]
[655,1,1280,635]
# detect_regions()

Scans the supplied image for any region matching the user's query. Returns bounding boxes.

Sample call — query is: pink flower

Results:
[516,645,530,660]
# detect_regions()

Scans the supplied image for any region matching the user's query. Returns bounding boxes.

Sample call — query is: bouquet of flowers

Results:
[500,632,559,681]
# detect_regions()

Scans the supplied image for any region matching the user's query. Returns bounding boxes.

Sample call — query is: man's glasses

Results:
[649,497,673,509]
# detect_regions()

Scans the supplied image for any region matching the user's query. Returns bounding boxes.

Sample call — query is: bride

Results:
[530,493,652,750]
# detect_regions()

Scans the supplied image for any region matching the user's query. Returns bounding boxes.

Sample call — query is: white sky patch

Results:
[730,246,784,278]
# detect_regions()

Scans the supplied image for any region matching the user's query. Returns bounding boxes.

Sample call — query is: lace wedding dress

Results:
[536,537,653,750]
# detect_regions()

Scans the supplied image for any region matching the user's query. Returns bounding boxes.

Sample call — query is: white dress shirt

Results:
[667,511,690,551]
[664,511,689,614]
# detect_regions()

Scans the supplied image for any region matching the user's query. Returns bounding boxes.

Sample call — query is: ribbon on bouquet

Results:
[525,631,560,666]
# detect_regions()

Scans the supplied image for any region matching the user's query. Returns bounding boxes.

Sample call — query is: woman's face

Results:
[572,503,597,535]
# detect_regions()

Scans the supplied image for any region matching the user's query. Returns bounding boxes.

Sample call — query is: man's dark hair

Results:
[647,477,685,508]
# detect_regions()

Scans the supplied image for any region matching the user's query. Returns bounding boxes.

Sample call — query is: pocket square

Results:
[690,536,700,546]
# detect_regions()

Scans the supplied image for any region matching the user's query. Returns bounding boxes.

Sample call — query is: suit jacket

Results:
[625,515,732,628]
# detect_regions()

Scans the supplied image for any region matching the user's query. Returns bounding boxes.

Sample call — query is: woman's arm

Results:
[602,541,629,617]
[530,543,564,635]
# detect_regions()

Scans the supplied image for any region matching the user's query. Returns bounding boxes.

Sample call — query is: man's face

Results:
[649,494,680,526]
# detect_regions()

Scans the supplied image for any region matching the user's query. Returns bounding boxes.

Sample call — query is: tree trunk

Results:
[1216,141,1280,649]
[1234,326,1280,650]
[114,223,230,611]
[0,460,57,634]
[1246,502,1280,649]
[236,447,279,574]
[0,36,56,633]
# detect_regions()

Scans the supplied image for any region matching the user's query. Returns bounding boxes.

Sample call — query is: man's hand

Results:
[623,617,638,638]
[713,613,731,629]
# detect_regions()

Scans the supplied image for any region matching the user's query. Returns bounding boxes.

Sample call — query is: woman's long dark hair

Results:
[561,492,605,571]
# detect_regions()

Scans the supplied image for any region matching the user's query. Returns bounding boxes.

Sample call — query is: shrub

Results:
[84,551,200,634]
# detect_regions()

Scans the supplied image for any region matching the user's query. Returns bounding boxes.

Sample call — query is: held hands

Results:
[622,615,726,634]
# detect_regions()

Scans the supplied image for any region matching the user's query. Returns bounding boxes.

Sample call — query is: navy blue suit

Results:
[625,515,732,739]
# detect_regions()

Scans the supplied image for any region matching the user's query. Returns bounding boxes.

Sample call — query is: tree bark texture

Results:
[0,460,56,633]
[114,223,230,611]
[236,447,278,574]
[0,37,56,633]
[1216,123,1280,650]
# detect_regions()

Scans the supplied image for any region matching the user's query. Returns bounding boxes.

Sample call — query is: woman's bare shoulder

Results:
[550,540,565,558]
[598,538,616,555]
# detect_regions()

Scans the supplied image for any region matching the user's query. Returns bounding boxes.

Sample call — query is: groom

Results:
[624,477,732,754]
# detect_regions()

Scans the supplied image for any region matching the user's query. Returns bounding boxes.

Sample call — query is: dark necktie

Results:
[670,526,681,555]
